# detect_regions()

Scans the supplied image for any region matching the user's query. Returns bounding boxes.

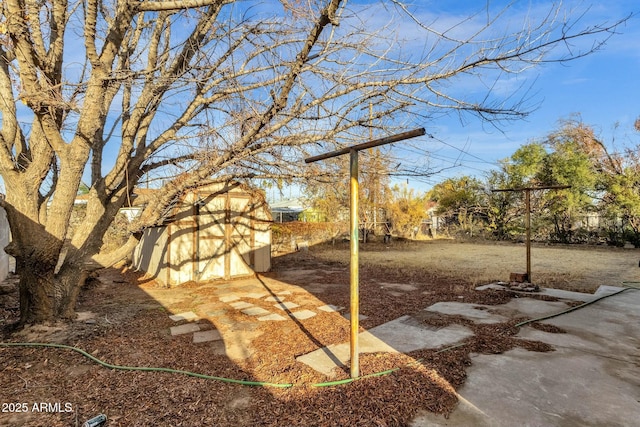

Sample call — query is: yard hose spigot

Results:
[83,414,107,427]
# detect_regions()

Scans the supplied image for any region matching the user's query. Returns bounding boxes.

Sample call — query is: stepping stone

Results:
[230,301,254,310]
[292,310,316,320]
[264,296,286,302]
[277,291,292,296]
[241,307,271,316]
[274,301,299,311]
[318,304,342,312]
[193,330,222,343]
[258,313,287,321]
[219,295,240,303]
[169,311,199,322]
[170,323,201,336]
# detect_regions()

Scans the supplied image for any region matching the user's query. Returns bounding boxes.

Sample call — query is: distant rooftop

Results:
[269,197,309,211]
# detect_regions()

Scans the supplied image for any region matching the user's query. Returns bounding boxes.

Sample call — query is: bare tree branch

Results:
[0,0,632,322]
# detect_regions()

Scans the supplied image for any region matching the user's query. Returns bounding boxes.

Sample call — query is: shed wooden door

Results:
[196,192,254,281]
[195,195,226,281]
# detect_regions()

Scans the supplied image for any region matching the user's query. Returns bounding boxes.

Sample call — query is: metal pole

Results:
[349,148,360,378]
[525,189,531,283]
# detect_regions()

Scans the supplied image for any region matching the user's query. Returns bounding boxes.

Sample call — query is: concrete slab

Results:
[274,301,299,311]
[296,331,396,376]
[502,298,572,318]
[297,315,474,376]
[264,295,286,302]
[229,301,254,310]
[170,323,201,336]
[343,313,368,321]
[427,299,574,324]
[367,316,474,353]
[476,282,612,303]
[412,347,640,427]
[474,283,507,291]
[193,330,222,343]
[292,310,317,320]
[411,287,640,427]
[257,313,288,321]
[169,311,199,322]
[593,285,626,297]
[426,302,508,324]
[379,282,419,292]
[241,307,271,316]
[219,295,240,303]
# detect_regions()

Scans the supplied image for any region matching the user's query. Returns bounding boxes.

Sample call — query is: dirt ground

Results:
[0,240,636,426]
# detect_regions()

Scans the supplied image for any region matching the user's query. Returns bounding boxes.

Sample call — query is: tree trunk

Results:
[18,262,86,324]
[4,208,86,324]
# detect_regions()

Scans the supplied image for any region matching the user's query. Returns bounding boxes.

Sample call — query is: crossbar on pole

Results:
[304,128,426,163]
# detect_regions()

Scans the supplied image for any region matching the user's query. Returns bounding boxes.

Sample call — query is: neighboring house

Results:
[270,197,332,222]
[75,192,143,222]
[133,182,271,287]
[270,197,307,223]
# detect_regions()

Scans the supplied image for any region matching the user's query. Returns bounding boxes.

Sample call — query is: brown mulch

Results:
[530,322,567,334]
[0,250,563,427]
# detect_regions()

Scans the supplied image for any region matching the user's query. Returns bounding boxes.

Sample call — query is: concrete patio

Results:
[411,284,640,427]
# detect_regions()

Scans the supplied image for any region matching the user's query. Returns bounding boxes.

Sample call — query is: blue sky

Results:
[383,0,640,191]
[4,0,638,199]
[272,0,640,199]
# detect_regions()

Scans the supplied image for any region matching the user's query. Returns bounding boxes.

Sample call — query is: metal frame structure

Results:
[305,128,426,378]
[492,185,571,282]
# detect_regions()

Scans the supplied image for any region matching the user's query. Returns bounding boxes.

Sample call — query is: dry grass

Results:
[311,239,640,293]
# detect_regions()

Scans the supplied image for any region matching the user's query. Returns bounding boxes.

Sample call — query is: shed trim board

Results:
[133,182,271,287]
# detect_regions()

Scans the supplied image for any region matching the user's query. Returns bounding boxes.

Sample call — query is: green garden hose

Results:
[2,285,636,388]
[514,286,633,328]
[0,341,293,388]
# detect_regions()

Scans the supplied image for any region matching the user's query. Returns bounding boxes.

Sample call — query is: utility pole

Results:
[305,127,426,378]
[492,185,571,283]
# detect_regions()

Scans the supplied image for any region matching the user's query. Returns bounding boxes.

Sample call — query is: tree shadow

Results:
[0,200,462,426]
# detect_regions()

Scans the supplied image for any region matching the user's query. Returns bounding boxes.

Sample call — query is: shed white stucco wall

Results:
[132,183,271,287]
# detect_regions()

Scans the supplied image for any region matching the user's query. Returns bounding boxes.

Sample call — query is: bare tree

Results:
[0,0,629,324]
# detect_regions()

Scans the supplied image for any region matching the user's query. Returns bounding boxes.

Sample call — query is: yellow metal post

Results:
[349,148,360,378]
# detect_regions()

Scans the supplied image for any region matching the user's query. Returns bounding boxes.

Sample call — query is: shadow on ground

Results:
[4,240,632,426]
[0,246,468,426]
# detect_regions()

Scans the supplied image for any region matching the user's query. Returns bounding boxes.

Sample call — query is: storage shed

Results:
[132,182,271,287]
